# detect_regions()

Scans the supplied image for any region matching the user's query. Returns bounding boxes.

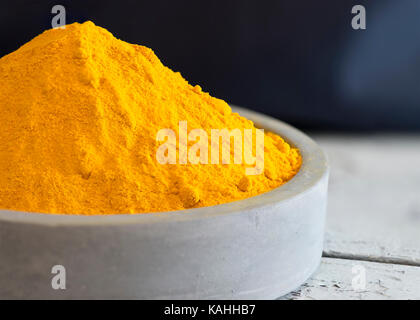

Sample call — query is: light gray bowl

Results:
[0,106,329,299]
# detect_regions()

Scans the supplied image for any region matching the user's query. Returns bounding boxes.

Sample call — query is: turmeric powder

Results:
[0,21,301,215]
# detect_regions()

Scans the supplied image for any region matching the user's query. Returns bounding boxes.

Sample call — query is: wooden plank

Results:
[280,257,420,300]
[313,134,420,264]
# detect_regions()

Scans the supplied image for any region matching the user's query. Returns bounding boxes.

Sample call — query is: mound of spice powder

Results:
[0,21,301,215]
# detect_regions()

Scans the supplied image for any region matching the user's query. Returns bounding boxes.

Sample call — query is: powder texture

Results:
[0,21,301,215]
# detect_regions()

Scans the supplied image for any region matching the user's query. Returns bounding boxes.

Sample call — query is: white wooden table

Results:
[281,134,420,300]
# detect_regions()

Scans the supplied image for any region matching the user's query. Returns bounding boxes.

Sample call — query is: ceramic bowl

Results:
[0,106,329,299]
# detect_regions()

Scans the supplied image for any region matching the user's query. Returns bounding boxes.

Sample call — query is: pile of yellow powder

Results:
[0,21,301,215]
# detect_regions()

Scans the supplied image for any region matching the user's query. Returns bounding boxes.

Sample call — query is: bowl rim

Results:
[0,105,328,226]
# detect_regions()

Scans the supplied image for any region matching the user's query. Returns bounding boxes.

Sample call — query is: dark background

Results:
[1,0,419,131]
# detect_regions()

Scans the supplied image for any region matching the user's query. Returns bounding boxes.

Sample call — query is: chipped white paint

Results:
[315,134,420,264]
[281,135,420,299]
[280,258,420,300]
[324,232,420,266]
